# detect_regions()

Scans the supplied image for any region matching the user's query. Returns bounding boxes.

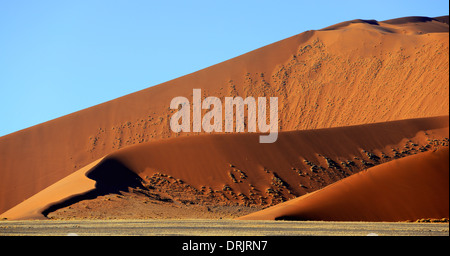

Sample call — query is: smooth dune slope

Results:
[0,16,448,216]
[239,147,449,222]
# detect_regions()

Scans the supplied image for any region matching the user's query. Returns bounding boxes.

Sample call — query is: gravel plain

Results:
[1,219,448,236]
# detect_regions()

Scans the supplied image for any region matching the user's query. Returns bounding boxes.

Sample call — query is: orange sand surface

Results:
[239,147,449,222]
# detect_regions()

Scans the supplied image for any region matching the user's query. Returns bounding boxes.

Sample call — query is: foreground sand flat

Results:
[0,219,448,236]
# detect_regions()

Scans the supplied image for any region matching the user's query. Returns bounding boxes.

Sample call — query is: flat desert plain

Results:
[1,219,448,236]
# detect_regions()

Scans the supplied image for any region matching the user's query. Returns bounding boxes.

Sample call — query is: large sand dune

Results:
[0,16,448,220]
[1,116,448,220]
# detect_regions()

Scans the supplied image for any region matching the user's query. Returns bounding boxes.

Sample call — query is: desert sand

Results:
[0,16,448,223]
[239,147,449,221]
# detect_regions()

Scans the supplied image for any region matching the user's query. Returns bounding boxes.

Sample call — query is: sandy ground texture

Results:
[0,219,448,236]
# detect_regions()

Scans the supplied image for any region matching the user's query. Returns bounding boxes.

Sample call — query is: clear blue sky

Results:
[0,0,448,137]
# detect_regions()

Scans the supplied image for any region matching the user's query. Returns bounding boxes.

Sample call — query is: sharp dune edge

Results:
[0,16,449,221]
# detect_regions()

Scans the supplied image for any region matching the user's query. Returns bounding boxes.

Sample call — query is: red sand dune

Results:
[0,16,448,220]
[1,116,448,220]
[239,147,449,222]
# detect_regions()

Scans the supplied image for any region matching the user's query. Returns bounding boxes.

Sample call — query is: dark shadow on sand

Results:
[42,158,144,217]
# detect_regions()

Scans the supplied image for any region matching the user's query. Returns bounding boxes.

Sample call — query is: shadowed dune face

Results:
[41,158,144,217]
[85,158,144,195]
[321,16,449,33]
[383,16,440,25]
[239,147,449,222]
[434,16,450,25]
[0,16,449,219]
